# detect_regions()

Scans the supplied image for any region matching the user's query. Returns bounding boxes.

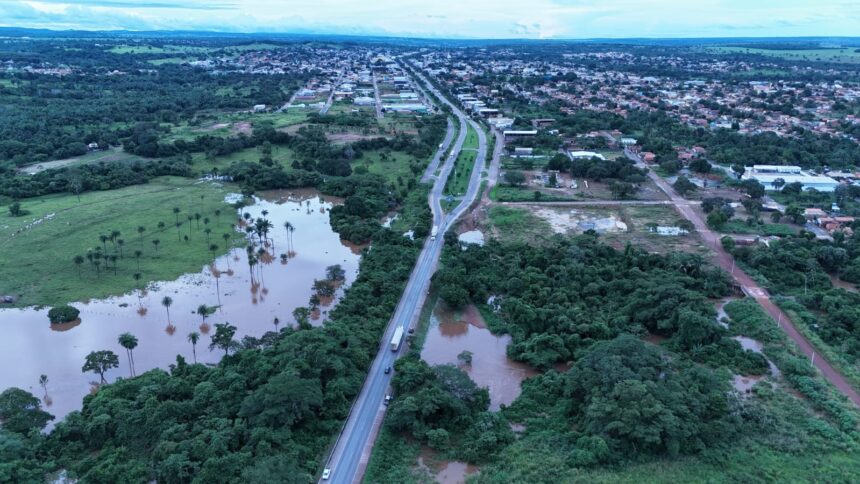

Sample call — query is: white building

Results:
[569,150,606,161]
[741,165,840,192]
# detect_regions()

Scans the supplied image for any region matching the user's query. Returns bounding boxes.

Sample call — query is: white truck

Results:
[431,225,439,241]
[390,327,404,352]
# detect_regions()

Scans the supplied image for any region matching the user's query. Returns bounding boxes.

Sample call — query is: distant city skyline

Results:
[1,0,858,39]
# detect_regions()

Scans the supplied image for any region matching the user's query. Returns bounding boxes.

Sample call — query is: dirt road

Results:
[630,149,860,406]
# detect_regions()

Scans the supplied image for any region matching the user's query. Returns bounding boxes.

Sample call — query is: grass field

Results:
[0,177,243,307]
[722,219,797,237]
[443,125,479,197]
[707,46,860,63]
[353,149,421,185]
[486,205,553,244]
[109,45,213,55]
[192,145,297,174]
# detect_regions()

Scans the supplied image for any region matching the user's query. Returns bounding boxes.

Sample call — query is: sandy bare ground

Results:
[18,147,132,175]
[326,132,389,144]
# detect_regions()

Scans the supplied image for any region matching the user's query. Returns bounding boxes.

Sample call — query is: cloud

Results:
[29,0,236,10]
[0,0,857,38]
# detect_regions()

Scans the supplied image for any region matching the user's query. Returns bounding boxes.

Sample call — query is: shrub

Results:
[47,305,80,324]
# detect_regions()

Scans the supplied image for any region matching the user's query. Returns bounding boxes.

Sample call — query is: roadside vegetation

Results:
[366,237,860,481]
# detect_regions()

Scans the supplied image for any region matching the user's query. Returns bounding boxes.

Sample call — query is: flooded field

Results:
[0,190,361,421]
[421,302,537,410]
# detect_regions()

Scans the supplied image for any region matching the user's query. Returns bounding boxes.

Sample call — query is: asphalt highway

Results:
[322,61,487,484]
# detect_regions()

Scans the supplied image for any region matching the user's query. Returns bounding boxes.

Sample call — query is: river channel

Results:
[0,189,361,421]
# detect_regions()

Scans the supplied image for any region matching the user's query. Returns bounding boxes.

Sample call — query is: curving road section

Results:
[321,60,487,484]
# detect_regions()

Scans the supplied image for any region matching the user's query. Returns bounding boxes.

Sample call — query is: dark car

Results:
[384,366,392,374]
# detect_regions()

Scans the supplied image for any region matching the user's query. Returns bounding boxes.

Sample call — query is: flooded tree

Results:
[118,333,138,377]
[326,264,346,282]
[161,296,173,323]
[187,331,200,363]
[82,350,119,384]
[38,374,48,399]
[209,322,237,356]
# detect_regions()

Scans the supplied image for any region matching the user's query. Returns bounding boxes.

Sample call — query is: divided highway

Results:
[322,62,487,484]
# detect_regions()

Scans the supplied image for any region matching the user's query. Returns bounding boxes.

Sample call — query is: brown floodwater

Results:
[421,302,537,411]
[0,190,361,422]
[417,446,479,484]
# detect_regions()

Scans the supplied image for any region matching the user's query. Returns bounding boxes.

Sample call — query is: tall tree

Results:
[187,331,200,363]
[73,255,85,278]
[137,226,146,247]
[209,322,237,356]
[161,296,173,323]
[117,333,138,377]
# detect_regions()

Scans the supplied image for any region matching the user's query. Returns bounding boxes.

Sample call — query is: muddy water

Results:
[0,190,361,421]
[829,274,858,293]
[421,302,537,410]
[418,447,479,484]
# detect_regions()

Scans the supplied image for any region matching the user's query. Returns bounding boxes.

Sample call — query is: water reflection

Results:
[421,302,537,410]
[0,190,361,421]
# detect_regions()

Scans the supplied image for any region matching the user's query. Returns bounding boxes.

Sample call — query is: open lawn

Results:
[484,203,708,254]
[485,205,553,244]
[0,177,243,307]
[109,45,213,55]
[707,46,860,63]
[192,145,297,174]
[721,219,798,237]
[353,149,422,185]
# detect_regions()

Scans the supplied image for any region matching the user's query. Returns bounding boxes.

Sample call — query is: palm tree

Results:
[118,332,138,377]
[93,260,101,278]
[99,234,109,252]
[187,215,194,238]
[209,243,219,258]
[38,374,48,398]
[73,255,85,278]
[175,222,182,240]
[117,239,125,258]
[194,212,201,228]
[108,254,118,275]
[161,296,173,323]
[133,272,143,305]
[134,250,142,271]
[152,239,160,253]
[283,221,295,254]
[137,226,146,247]
[203,217,210,228]
[204,228,212,245]
[173,207,181,224]
[214,209,221,223]
[187,331,200,363]
[157,221,165,231]
[110,230,121,249]
[197,304,211,323]
[273,317,280,331]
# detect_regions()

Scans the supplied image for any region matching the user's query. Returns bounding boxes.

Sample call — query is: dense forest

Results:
[367,236,860,481]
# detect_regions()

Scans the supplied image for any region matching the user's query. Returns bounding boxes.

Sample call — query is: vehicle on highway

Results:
[384,395,392,406]
[322,468,331,480]
[390,326,404,352]
[431,225,439,241]
[384,366,391,374]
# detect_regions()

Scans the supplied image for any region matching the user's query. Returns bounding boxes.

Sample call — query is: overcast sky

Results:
[1,0,858,39]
